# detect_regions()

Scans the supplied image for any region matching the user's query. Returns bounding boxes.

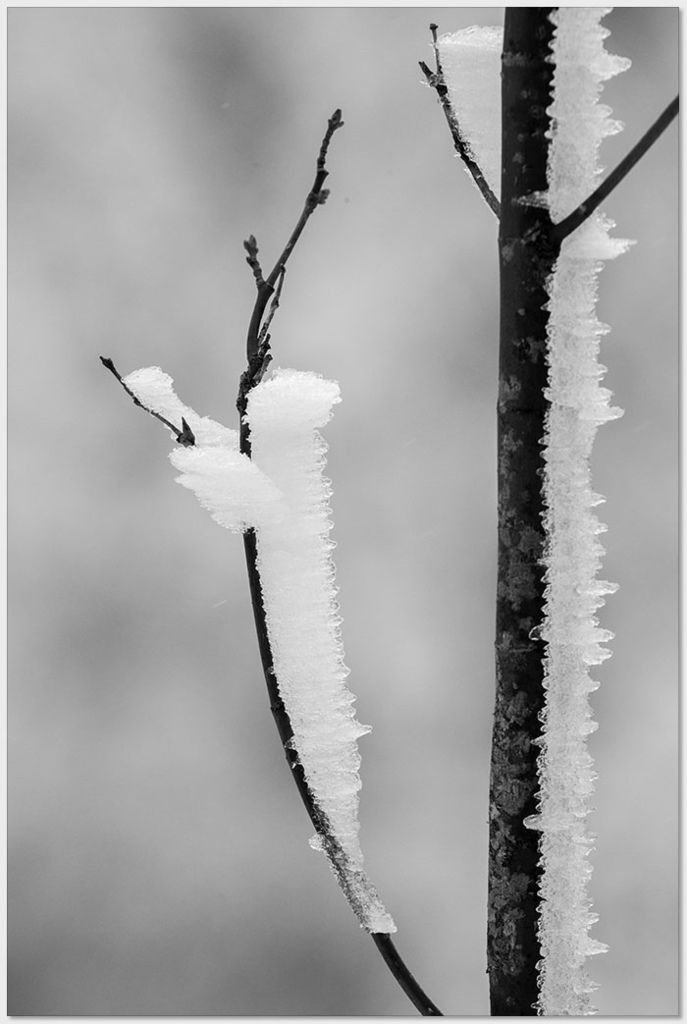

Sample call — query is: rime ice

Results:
[124,367,283,533]
[526,10,631,1016]
[437,25,503,200]
[247,369,395,933]
[124,364,395,934]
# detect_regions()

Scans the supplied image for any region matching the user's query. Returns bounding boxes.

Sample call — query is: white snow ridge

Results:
[525,9,631,1016]
[124,364,395,934]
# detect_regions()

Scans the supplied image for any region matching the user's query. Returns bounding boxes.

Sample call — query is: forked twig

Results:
[553,95,679,242]
[100,110,442,1017]
[420,23,500,218]
[242,108,344,371]
[237,113,443,1016]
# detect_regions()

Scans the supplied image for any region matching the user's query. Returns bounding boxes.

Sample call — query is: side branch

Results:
[244,109,344,363]
[99,356,196,446]
[420,23,500,218]
[553,95,679,242]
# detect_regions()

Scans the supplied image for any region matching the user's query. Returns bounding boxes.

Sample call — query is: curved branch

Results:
[242,526,443,1016]
[553,95,678,242]
[420,23,500,218]
[237,116,443,1016]
[372,934,443,1015]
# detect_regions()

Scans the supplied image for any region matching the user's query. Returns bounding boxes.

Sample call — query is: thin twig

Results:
[553,95,679,242]
[420,23,500,218]
[237,114,443,1015]
[99,356,196,446]
[243,109,344,365]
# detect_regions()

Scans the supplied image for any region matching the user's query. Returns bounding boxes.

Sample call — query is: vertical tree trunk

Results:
[488,9,558,1015]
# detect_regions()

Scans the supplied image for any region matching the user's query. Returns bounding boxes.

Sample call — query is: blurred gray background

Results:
[8,7,677,1016]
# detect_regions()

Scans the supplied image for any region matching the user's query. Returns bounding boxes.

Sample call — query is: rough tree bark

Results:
[489,9,557,1015]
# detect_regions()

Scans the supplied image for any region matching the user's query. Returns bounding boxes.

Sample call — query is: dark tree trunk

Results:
[488,9,559,1015]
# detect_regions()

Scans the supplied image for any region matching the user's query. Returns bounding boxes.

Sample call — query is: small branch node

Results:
[178,417,196,447]
[318,109,344,173]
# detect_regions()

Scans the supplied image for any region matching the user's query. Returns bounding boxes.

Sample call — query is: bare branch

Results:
[420,23,500,219]
[243,109,344,367]
[99,356,196,446]
[372,935,442,1015]
[553,95,679,243]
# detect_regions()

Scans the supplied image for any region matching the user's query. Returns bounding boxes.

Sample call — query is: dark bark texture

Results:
[489,9,559,1015]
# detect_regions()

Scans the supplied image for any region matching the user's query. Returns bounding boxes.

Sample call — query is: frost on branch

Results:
[124,367,282,532]
[247,369,395,933]
[524,10,631,1016]
[437,25,503,200]
[124,365,395,934]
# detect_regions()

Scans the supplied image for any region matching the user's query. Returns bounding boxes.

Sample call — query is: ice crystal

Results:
[437,25,503,200]
[124,367,282,532]
[124,364,395,934]
[247,369,395,933]
[525,10,631,1015]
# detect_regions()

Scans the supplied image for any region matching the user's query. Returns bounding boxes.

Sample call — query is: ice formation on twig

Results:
[247,369,395,933]
[437,25,503,200]
[523,10,631,1016]
[124,367,283,532]
[124,365,395,934]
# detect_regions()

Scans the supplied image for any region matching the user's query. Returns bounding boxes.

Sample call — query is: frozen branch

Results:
[236,117,443,1016]
[419,23,500,218]
[243,234,265,288]
[99,355,195,446]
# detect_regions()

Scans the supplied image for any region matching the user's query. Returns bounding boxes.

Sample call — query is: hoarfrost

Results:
[438,26,503,200]
[527,9,631,1015]
[125,364,395,934]
[124,367,283,532]
[247,369,395,933]
[125,366,236,448]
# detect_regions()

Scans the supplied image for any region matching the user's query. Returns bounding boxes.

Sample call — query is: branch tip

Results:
[419,24,500,218]
[243,110,344,365]
[178,417,196,447]
[100,355,194,446]
[244,234,265,287]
